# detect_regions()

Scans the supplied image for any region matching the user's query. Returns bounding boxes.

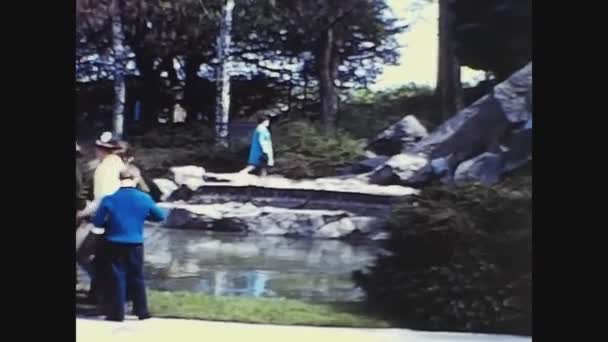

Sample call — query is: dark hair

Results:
[257,114,271,124]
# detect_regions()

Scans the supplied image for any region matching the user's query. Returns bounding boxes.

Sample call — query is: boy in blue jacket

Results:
[93,166,166,321]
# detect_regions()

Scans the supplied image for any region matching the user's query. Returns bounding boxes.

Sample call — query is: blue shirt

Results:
[93,187,166,244]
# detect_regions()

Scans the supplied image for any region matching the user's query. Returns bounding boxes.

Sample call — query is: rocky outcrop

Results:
[370,63,532,186]
[411,63,532,158]
[367,115,429,156]
[159,202,388,239]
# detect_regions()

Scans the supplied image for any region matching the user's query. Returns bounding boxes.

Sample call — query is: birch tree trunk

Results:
[111,0,126,139]
[214,0,235,147]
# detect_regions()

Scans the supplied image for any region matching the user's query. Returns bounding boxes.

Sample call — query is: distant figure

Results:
[92,166,166,321]
[240,114,274,177]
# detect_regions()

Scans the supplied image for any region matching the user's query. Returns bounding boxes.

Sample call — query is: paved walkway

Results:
[76,317,531,342]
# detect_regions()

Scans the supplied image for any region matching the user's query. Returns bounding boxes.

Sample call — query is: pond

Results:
[79,227,384,303]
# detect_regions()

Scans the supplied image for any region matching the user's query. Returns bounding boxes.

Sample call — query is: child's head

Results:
[257,114,271,127]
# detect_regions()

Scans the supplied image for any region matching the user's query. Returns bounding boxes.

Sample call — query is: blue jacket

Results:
[248,125,274,166]
[93,187,166,244]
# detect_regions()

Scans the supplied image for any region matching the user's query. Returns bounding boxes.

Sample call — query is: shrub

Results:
[272,120,366,179]
[353,173,532,335]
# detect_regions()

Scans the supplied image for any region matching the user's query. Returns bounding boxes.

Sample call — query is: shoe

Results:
[138,314,151,320]
[105,316,124,322]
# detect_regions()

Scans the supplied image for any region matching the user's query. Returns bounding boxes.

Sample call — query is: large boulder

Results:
[454,152,503,185]
[368,115,428,155]
[375,63,532,186]
[368,153,428,185]
[454,121,532,186]
[411,63,532,159]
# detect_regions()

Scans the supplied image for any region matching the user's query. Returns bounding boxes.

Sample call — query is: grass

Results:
[146,290,390,328]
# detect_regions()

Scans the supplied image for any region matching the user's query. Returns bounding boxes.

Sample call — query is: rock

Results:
[167,185,195,202]
[163,208,215,230]
[454,153,503,186]
[410,63,532,160]
[370,232,390,241]
[315,218,356,239]
[158,201,383,239]
[368,115,429,155]
[500,123,532,173]
[372,63,532,187]
[170,166,206,190]
[203,172,417,197]
[153,178,179,201]
[350,156,390,174]
[364,150,380,158]
[159,203,224,219]
[349,217,385,234]
[369,153,428,185]
[494,65,533,123]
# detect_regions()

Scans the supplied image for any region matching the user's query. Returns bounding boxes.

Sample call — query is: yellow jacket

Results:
[93,154,126,201]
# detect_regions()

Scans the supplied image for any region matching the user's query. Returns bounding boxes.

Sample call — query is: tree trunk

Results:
[185,55,203,123]
[214,0,235,147]
[436,0,463,123]
[134,49,161,129]
[111,0,126,139]
[319,27,339,134]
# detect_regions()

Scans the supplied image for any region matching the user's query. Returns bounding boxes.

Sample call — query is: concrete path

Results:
[76,317,531,342]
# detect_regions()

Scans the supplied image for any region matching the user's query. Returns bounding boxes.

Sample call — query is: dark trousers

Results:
[76,228,107,304]
[105,241,149,321]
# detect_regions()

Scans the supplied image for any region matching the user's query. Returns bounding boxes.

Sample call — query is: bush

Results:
[272,120,365,179]
[127,123,249,177]
[353,173,531,335]
[339,85,439,140]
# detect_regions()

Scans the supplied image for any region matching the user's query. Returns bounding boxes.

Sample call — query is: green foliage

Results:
[272,120,365,179]
[349,84,434,105]
[354,172,532,335]
[339,85,439,140]
[126,123,249,177]
[131,123,215,149]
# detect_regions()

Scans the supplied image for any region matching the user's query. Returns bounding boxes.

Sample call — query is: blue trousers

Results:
[105,242,149,321]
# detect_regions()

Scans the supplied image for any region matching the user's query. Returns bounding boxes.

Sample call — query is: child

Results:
[240,114,274,177]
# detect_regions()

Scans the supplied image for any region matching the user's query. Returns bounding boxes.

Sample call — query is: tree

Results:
[252,0,404,133]
[451,0,532,81]
[76,0,128,138]
[215,0,235,147]
[110,0,127,138]
[436,0,463,121]
[76,0,405,135]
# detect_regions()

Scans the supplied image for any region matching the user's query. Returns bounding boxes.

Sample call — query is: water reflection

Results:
[142,227,382,302]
